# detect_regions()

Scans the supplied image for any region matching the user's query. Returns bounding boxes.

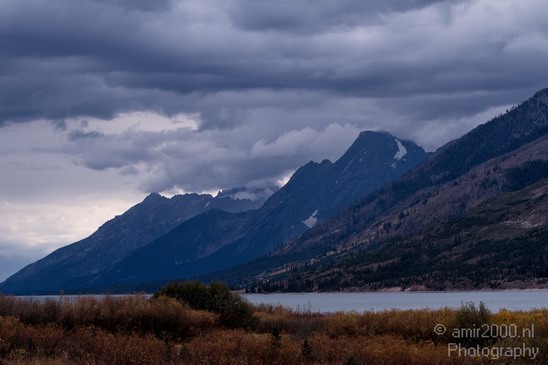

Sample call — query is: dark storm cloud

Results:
[61,130,160,171]
[226,0,450,32]
[48,120,362,193]
[375,88,532,122]
[91,0,174,12]
[0,0,504,125]
[2,0,548,193]
[67,130,104,141]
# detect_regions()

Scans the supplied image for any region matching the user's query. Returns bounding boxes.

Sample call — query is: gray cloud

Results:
[50,120,361,193]
[1,0,548,192]
[91,0,174,12]
[226,0,450,32]
[68,130,104,141]
[2,0,547,128]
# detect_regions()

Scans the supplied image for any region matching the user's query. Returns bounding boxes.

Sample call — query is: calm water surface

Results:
[17,291,548,313]
[242,291,548,313]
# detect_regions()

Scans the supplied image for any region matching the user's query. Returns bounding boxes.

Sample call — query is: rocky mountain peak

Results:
[533,88,548,101]
[142,192,166,204]
[341,131,414,161]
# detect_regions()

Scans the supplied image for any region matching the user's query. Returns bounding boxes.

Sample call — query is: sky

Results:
[1,0,548,282]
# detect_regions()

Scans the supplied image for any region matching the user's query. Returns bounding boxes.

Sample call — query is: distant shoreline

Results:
[5,287,548,297]
[245,288,548,294]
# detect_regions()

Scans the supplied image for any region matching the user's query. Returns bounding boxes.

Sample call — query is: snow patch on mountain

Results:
[394,139,407,160]
[302,209,318,228]
[342,157,356,173]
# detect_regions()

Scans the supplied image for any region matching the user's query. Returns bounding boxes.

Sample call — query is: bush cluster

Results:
[0,293,546,365]
[0,295,214,340]
[154,281,259,329]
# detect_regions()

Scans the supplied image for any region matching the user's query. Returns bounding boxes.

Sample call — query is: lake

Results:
[242,290,548,313]
[15,290,548,313]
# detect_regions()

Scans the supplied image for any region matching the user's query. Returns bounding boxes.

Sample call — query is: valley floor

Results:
[0,295,546,364]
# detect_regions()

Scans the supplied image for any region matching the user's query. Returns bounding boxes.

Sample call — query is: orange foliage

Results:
[0,295,545,364]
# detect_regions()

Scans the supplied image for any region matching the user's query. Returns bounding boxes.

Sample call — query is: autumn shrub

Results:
[256,305,455,342]
[493,308,548,337]
[155,281,259,330]
[1,295,545,365]
[454,301,491,328]
[0,296,62,325]
[0,316,174,365]
[2,357,73,365]
[450,301,492,346]
[63,295,215,339]
[64,326,173,365]
[0,295,215,340]
[183,329,302,365]
[306,334,465,365]
[491,308,548,364]
[182,329,468,365]
[255,304,325,338]
[361,308,457,342]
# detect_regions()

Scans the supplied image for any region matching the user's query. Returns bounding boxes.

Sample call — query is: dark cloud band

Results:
[1,0,547,193]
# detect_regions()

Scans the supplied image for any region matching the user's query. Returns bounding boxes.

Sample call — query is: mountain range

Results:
[1,131,428,294]
[1,88,547,294]
[0,189,266,294]
[88,131,428,288]
[217,88,548,291]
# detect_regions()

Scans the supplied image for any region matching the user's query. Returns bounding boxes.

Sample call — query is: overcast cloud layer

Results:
[1,0,548,281]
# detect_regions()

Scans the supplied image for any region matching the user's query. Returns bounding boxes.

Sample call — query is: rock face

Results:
[259,131,430,227]
[0,192,265,294]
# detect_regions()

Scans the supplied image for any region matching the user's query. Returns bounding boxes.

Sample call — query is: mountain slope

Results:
[0,192,265,294]
[89,209,254,288]
[93,131,430,287]
[259,176,548,292]
[275,89,548,254]
[234,89,548,290]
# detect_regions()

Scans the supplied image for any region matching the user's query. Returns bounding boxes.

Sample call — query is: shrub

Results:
[255,304,325,339]
[154,281,259,330]
[453,301,491,346]
[454,301,491,328]
[301,338,315,363]
[0,295,215,340]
